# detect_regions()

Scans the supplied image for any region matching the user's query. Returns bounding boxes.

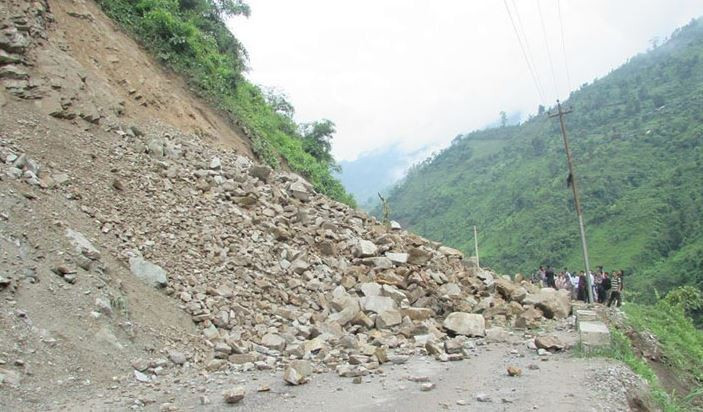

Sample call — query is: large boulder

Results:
[283,360,313,385]
[261,333,287,351]
[361,257,393,269]
[289,181,310,201]
[438,246,463,259]
[535,335,565,351]
[494,278,527,303]
[375,309,402,329]
[522,288,570,319]
[353,239,378,258]
[401,307,434,321]
[328,296,360,325]
[249,165,272,182]
[385,252,408,264]
[443,312,485,337]
[360,296,395,314]
[128,256,168,287]
[438,282,461,297]
[359,282,382,297]
[515,307,544,329]
[407,247,432,265]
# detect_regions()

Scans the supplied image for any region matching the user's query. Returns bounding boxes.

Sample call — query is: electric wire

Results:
[537,0,560,101]
[510,0,547,102]
[502,0,547,104]
[557,0,572,93]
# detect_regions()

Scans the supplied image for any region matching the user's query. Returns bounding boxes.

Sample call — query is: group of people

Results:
[530,265,624,307]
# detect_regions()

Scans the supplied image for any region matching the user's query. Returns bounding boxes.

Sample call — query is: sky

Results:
[228,1,703,162]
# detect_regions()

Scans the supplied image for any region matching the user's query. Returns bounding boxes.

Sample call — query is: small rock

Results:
[168,350,187,365]
[408,376,430,383]
[134,370,150,383]
[389,355,409,365]
[112,178,125,191]
[476,393,492,402]
[420,383,435,391]
[507,366,522,377]
[159,403,177,412]
[222,386,245,404]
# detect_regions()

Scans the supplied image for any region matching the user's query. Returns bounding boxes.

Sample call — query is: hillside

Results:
[2,1,702,410]
[0,1,638,410]
[383,18,703,302]
[93,0,354,206]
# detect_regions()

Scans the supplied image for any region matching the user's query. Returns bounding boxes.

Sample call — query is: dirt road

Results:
[53,341,643,412]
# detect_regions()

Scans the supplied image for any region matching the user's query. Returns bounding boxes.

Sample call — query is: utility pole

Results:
[473,226,480,269]
[549,100,594,303]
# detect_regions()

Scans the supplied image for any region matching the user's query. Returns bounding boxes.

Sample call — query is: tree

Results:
[210,0,250,17]
[500,111,508,127]
[263,87,294,118]
[538,105,545,115]
[300,119,339,172]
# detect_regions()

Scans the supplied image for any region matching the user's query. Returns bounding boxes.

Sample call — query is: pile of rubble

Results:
[0,0,574,388]
[2,120,573,381]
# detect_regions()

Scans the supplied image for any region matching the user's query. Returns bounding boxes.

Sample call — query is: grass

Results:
[575,327,676,410]
[574,301,703,411]
[625,302,703,384]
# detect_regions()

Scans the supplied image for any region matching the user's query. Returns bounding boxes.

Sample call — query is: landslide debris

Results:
[0,0,573,402]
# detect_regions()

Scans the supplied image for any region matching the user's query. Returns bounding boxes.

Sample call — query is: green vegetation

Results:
[96,0,355,206]
[628,289,703,385]
[577,327,678,410]
[382,18,703,304]
[577,289,703,410]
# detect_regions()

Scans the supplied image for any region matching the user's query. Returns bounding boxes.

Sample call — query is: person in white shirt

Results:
[567,268,578,299]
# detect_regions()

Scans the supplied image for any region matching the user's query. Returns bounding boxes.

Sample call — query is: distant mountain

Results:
[337,146,428,210]
[340,112,522,210]
[381,18,703,302]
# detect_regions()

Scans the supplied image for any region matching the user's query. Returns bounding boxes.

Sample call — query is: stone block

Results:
[576,310,598,322]
[579,321,611,349]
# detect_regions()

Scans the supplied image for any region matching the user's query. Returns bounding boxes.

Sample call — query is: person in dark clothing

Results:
[597,272,610,304]
[600,272,612,304]
[545,266,556,288]
[577,271,588,301]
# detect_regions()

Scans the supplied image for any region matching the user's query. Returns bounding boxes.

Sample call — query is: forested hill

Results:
[382,18,703,302]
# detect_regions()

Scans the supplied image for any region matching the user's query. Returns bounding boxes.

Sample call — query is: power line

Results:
[536,0,560,100]
[510,0,547,102]
[557,0,572,92]
[503,0,546,104]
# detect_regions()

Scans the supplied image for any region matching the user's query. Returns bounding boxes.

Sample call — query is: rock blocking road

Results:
[0,1,651,410]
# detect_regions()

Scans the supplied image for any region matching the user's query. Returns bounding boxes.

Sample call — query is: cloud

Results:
[228,1,703,162]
